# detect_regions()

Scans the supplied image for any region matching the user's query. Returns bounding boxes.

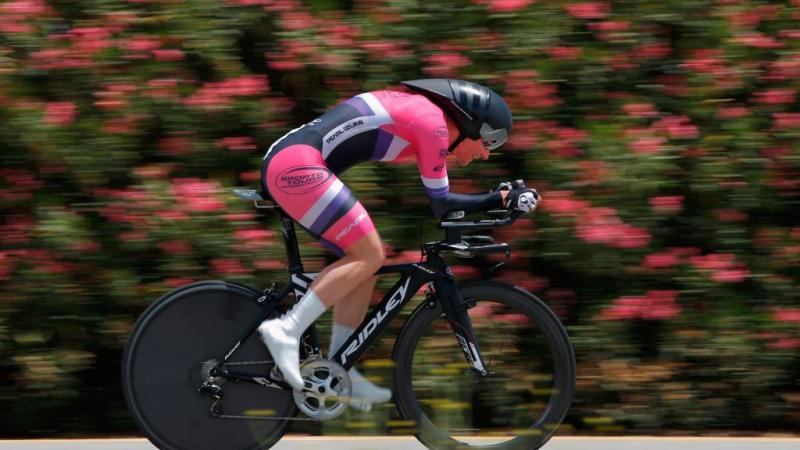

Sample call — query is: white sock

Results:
[259,290,327,390]
[329,322,392,410]
[329,322,355,359]
[283,290,327,333]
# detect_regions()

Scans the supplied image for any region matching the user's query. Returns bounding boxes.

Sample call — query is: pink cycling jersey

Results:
[261,90,451,255]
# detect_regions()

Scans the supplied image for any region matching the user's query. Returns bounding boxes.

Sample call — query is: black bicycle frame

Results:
[215,208,491,389]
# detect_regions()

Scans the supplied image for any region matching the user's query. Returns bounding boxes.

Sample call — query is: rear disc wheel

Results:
[122,281,296,450]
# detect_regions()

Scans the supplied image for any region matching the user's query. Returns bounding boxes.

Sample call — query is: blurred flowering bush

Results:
[0,0,798,437]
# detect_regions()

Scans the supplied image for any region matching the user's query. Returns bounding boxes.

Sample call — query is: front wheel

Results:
[392,280,575,450]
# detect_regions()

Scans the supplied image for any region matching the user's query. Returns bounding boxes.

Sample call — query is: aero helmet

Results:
[402,79,512,153]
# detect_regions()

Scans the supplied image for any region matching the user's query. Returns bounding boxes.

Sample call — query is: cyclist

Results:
[258,79,539,411]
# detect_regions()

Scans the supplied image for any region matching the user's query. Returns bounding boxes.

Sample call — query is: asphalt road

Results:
[1,437,798,450]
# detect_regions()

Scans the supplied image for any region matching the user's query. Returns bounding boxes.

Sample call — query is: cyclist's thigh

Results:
[263,145,377,256]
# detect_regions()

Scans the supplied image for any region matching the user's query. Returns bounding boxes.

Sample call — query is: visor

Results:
[480,123,508,150]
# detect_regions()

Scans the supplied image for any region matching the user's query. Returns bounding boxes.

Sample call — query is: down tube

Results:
[332,267,433,371]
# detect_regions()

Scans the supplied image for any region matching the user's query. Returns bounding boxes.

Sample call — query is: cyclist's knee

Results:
[347,231,385,273]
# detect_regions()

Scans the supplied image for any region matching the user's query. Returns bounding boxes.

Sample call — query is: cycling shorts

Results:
[262,144,376,256]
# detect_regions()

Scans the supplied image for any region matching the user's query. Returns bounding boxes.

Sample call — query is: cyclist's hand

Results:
[506,187,540,213]
[495,179,525,192]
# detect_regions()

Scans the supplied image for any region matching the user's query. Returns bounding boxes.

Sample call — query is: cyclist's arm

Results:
[429,191,506,218]
[408,110,509,218]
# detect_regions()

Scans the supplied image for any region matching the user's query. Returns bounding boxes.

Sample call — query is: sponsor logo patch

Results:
[435,127,449,138]
[276,166,333,194]
[326,119,366,145]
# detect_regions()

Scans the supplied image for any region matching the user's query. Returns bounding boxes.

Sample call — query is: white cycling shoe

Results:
[347,368,392,412]
[258,318,305,391]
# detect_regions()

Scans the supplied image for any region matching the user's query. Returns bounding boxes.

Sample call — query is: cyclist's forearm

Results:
[429,191,504,218]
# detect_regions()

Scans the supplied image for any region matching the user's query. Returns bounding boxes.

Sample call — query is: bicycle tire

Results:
[122,281,296,450]
[392,280,575,450]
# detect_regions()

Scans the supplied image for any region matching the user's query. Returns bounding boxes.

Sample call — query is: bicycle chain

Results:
[209,359,320,422]
[211,398,318,422]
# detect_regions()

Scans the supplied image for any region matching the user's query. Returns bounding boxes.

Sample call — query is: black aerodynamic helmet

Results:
[402,78,513,153]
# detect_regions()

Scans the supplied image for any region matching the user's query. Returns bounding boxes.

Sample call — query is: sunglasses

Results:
[480,123,508,150]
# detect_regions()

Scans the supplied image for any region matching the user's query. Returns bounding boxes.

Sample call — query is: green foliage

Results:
[0,0,798,437]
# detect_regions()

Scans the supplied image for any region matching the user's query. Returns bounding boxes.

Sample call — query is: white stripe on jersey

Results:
[299,179,344,229]
[421,174,449,189]
[321,93,394,160]
[380,135,410,161]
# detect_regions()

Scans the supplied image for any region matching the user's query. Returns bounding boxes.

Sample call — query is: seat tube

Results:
[435,277,489,376]
[277,209,304,274]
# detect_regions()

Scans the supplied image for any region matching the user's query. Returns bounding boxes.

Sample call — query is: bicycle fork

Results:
[433,278,490,376]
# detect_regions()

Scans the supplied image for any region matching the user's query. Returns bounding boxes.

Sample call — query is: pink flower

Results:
[565,2,609,19]
[155,210,189,221]
[474,0,534,11]
[281,11,317,31]
[773,308,800,323]
[643,252,679,269]
[541,191,589,215]
[165,277,194,288]
[623,103,658,118]
[773,112,800,129]
[153,49,185,61]
[210,258,251,275]
[43,102,77,126]
[640,290,680,320]
[601,290,680,321]
[734,33,784,49]
[717,106,750,119]
[545,46,582,60]
[157,137,191,156]
[615,225,651,249]
[601,295,646,320]
[650,196,683,214]
[690,253,749,283]
[754,88,796,105]
[270,60,304,71]
[70,27,114,54]
[1,0,49,14]
[233,228,275,242]
[711,268,749,283]
[224,212,257,222]
[631,136,667,154]
[254,260,286,270]
[769,338,800,350]
[654,115,699,139]
[423,53,471,77]
[158,241,192,254]
[715,209,747,222]
[633,42,671,59]
[171,178,225,213]
[216,136,257,152]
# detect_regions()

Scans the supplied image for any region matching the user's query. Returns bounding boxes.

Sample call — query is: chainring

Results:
[292,359,352,421]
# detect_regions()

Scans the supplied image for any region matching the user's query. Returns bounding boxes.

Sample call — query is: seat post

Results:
[276,208,304,275]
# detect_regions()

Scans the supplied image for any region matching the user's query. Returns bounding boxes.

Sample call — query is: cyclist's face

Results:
[453,138,489,167]
[445,116,490,167]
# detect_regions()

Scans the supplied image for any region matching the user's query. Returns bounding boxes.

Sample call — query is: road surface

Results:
[1,436,798,450]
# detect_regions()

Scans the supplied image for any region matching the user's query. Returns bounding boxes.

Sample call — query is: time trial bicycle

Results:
[121,182,575,450]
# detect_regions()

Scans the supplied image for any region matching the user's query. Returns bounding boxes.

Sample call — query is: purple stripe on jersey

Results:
[425,186,450,198]
[372,129,394,161]
[310,186,352,234]
[343,96,374,116]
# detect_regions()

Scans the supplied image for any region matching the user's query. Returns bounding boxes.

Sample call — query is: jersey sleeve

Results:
[407,112,450,199]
